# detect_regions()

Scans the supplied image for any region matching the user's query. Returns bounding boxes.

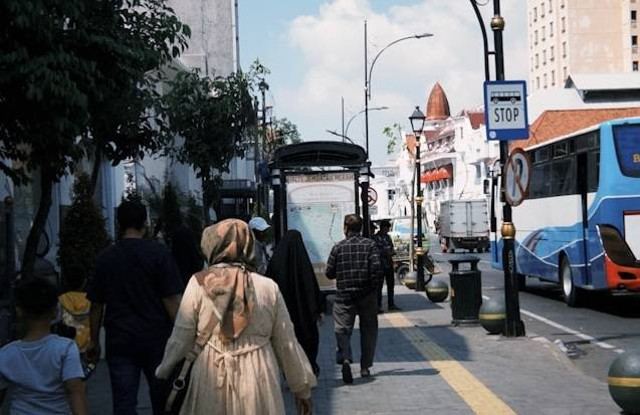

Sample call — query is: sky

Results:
[239,0,529,166]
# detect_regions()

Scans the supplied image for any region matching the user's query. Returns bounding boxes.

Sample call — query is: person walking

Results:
[156,219,316,414]
[86,200,183,415]
[248,216,272,274]
[326,214,382,383]
[374,220,400,312]
[0,277,88,415]
[265,230,326,376]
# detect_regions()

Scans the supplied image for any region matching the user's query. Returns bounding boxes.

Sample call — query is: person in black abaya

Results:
[265,230,326,376]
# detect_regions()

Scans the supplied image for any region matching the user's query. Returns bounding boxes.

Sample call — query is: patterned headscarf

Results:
[198,219,258,342]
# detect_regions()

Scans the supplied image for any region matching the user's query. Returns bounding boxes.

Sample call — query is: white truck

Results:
[437,199,490,253]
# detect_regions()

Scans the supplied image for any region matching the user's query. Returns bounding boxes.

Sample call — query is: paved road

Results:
[429,236,640,384]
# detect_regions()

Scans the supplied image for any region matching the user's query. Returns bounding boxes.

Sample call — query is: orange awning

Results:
[437,167,451,180]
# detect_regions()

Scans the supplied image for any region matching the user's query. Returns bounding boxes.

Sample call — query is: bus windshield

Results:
[613,125,640,178]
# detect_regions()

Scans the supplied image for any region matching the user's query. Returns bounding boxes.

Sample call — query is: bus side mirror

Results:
[483,178,490,195]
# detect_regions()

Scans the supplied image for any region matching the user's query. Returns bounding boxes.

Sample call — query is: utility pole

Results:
[491,0,525,337]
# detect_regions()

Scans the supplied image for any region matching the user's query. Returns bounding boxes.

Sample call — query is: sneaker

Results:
[388,304,401,312]
[361,368,371,378]
[342,360,353,384]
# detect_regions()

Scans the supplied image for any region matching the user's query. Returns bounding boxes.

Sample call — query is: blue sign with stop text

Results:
[484,80,530,141]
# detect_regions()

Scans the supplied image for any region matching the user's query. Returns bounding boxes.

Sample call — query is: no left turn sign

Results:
[368,188,378,206]
[504,148,531,207]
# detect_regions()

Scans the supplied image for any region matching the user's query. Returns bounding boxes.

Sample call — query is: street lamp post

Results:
[344,106,388,141]
[409,106,427,292]
[363,20,432,157]
[257,79,269,214]
[469,0,524,337]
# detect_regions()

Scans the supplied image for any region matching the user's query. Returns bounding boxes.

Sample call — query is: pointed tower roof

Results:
[425,82,451,121]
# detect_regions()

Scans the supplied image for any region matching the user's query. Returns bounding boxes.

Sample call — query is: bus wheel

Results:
[561,257,582,307]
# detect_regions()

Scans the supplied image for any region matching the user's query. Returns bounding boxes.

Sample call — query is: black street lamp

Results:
[409,106,426,292]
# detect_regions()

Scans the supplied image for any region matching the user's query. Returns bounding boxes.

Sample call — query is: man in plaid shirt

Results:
[326,214,382,384]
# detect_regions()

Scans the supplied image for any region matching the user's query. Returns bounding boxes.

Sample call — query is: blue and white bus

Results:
[490,117,640,306]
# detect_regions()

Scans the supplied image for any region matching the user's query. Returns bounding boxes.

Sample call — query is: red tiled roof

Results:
[468,111,485,130]
[511,107,640,149]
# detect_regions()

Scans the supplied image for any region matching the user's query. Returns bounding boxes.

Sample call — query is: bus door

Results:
[577,152,591,285]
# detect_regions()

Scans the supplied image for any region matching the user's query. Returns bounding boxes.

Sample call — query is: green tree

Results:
[265,117,302,157]
[0,0,188,277]
[383,123,403,155]
[160,70,256,223]
[58,173,110,288]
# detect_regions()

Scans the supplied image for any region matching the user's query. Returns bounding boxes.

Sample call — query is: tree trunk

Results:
[21,168,54,278]
[90,146,102,197]
[202,177,211,225]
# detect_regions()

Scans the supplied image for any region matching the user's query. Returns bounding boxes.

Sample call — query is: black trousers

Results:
[377,267,396,308]
[333,291,378,370]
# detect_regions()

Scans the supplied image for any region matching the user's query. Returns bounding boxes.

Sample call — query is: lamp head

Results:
[415,33,434,39]
[409,106,426,136]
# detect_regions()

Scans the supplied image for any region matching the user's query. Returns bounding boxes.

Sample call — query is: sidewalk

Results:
[281,279,620,415]
[85,279,620,414]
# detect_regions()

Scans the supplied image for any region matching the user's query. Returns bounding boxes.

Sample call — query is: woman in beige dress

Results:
[156,219,316,414]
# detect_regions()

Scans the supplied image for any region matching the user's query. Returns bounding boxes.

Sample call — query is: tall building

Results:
[528,0,639,93]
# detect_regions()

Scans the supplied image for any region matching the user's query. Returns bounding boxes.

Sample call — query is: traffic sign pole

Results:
[492,1,525,338]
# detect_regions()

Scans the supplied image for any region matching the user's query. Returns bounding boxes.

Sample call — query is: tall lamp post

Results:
[257,79,269,214]
[364,21,432,157]
[409,106,427,292]
[345,106,388,141]
[469,0,524,337]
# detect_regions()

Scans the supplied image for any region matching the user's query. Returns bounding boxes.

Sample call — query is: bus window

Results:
[554,141,569,158]
[613,125,640,177]
[587,150,599,192]
[551,157,576,195]
[530,163,551,198]
[533,147,550,164]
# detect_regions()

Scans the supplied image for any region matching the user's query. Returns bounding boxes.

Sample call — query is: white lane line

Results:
[481,295,625,354]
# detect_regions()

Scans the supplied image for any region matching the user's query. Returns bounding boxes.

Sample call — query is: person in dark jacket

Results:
[266,230,326,376]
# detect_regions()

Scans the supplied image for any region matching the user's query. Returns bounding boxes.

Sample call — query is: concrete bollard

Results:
[479,297,505,335]
[608,351,640,414]
[425,280,449,303]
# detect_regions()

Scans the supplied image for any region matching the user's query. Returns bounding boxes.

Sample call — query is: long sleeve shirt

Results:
[326,234,382,301]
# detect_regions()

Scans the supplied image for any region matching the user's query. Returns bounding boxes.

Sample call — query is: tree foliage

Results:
[58,172,110,287]
[0,0,189,277]
[383,123,403,155]
[160,70,256,218]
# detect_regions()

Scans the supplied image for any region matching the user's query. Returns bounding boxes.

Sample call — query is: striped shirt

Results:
[326,234,383,301]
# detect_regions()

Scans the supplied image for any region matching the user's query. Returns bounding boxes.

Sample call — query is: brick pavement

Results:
[78,277,620,414]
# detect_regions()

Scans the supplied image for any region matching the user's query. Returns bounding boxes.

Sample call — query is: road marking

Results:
[481,295,625,354]
[384,312,516,415]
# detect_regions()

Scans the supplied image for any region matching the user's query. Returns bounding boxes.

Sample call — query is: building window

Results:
[536,77,540,89]
[633,35,638,53]
[634,61,639,71]
[552,70,556,85]
[562,41,567,57]
[550,21,554,37]
[549,0,553,12]
[561,0,565,8]
[535,53,539,68]
[632,10,637,27]
[535,30,538,45]
[534,7,538,21]
[542,26,546,41]
[563,66,567,81]
[550,45,555,61]
[561,17,566,33]
[541,3,545,18]
[544,73,548,88]
[543,50,547,65]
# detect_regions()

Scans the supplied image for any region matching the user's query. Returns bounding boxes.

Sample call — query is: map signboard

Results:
[286,172,356,291]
